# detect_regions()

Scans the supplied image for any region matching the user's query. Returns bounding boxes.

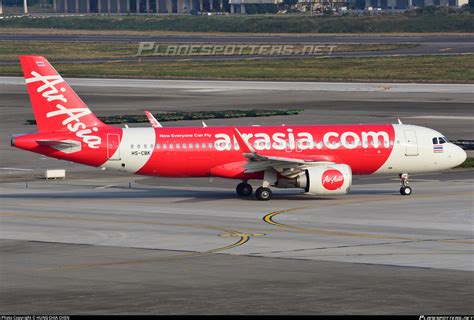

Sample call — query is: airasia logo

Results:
[321,169,344,190]
[25,71,101,149]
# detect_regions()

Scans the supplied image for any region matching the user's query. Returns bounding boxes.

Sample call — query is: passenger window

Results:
[202,143,206,148]
[170,144,174,149]
[209,143,213,148]
[156,144,160,149]
[189,143,193,148]
[131,144,134,149]
[195,143,200,148]
[176,144,180,149]
[163,144,167,149]
[432,137,438,144]
[137,144,141,149]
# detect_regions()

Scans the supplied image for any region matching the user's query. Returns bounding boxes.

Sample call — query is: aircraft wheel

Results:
[256,187,272,201]
[236,182,253,197]
[400,186,412,196]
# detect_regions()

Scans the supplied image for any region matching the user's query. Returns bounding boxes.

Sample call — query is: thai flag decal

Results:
[433,144,444,153]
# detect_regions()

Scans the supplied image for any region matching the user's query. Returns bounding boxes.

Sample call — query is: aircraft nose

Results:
[452,144,467,167]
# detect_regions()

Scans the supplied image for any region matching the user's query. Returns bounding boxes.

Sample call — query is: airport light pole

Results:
[0,0,3,15]
[23,0,28,14]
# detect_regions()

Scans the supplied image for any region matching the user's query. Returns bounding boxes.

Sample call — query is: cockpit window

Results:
[432,137,439,144]
[439,137,447,144]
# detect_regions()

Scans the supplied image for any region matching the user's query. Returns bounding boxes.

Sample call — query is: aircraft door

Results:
[404,130,419,156]
[107,133,121,160]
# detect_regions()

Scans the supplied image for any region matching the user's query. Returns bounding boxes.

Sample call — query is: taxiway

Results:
[0,77,473,314]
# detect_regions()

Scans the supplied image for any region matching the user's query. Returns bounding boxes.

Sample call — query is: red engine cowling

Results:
[277,164,352,195]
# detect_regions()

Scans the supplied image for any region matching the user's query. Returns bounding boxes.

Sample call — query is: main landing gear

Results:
[237,170,277,201]
[236,182,273,200]
[255,187,272,201]
[236,182,253,197]
[399,173,412,196]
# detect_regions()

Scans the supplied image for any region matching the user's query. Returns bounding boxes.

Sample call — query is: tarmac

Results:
[0,78,473,314]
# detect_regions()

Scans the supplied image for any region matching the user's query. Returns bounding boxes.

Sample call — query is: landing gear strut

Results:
[254,169,277,201]
[236,182,253,197]
[399,173,412,196]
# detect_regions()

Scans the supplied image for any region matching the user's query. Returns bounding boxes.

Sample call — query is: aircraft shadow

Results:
[0,186,398,202]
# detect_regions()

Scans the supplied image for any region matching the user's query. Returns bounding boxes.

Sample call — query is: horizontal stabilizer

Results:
[36,139,82,153]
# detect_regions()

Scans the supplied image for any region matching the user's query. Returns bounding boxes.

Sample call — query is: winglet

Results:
[202,121,208,128]
[145,110,162,128]
[397,118,403,125]
[233,128,255,155]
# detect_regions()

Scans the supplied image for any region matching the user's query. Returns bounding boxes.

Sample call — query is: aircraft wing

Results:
[233,128,334,177]
[144,110,163,128]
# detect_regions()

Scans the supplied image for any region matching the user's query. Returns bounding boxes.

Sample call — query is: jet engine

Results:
[276,164,352,195]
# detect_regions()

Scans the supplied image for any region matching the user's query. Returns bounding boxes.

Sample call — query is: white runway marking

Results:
[1,77,474,94]
[0,168,34,171]
[407,116,474,120]
[94,184,117,189]
[185,89,235,93]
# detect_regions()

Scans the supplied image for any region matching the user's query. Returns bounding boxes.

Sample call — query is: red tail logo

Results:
[20,56,105,149]
[322,169,344,190]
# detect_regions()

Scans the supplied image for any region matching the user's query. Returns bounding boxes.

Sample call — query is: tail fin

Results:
[20,55,106,133]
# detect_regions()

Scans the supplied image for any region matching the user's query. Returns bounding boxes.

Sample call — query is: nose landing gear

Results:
[399,173,412,195]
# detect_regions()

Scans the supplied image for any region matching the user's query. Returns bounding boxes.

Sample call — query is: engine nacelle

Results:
[277,164,352,195]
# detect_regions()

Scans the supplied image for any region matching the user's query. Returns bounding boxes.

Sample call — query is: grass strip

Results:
[0,41,417,61]
[2,55,473,82]
[25,109,304,125]
[1,15,473,33]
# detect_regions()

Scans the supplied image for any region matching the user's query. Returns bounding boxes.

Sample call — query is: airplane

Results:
[11,56,467,200]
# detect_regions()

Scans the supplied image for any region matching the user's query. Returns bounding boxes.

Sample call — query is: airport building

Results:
[363,0,467,8]
[51,0,225,13]
[228,0,281,13]
[2,0,468,15]
[297,0,469,8]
